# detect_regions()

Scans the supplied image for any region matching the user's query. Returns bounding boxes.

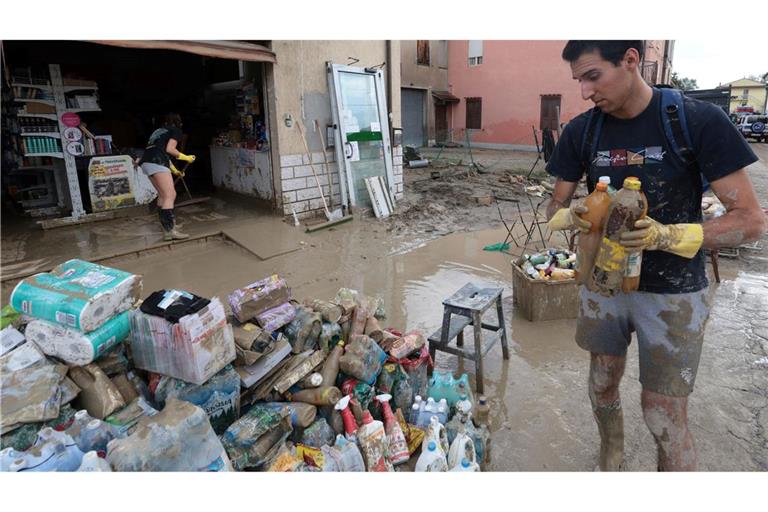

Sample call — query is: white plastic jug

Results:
[447,427,477,469]
[78,420,115,454]
[450,458,480,472]
[77,451,112,471]
[425,415,450,455]
[415,440,448,472]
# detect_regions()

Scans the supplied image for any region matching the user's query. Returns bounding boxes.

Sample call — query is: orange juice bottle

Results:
[576,181,612,284]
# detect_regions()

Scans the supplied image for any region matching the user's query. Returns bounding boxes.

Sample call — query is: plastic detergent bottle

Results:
[78,420,115,454]
[356,411,393,472]
[334,394,359,441]
[450,458,480,472]
[426,415,450,455]
[591,177,647,295]
[1,448,23,471]
[19,436,84,471]
[415,441,448,472]
[576,181,612,285]
[77,451,112,471]
[375,394,410,466]
[622,184,648,293]
[447,424,477,468]
[333,434,365,472]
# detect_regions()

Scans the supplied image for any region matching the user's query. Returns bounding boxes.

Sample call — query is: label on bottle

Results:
[595,238,626,272]
[625,251,642,278]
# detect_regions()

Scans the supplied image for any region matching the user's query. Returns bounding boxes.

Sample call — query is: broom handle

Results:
[297,121,331,216]
[314,119,334,209]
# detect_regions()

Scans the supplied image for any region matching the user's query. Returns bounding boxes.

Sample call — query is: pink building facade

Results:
[446,40,672,150]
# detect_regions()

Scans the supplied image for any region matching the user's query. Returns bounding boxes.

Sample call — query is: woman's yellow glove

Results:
[177,152,196,163]
[619,217,703,259]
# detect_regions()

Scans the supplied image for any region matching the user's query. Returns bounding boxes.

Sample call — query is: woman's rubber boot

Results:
[159,208,189,241]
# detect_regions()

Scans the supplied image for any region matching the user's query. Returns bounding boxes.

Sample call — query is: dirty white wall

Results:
[270,40,402,219]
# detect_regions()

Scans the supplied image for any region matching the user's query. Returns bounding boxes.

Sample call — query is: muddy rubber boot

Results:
[593,399,625,471]
[159,208,189,241]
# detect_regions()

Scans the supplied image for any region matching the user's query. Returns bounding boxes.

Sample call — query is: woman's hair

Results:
[163,113,183,129]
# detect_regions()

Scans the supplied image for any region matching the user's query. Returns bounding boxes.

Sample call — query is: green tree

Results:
[671,72,698,91]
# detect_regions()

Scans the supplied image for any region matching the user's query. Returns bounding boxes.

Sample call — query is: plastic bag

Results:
[398,345,433,404]
[300,417,336,448]
[284,305,322,353]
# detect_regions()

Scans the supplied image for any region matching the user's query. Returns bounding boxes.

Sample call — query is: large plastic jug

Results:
[77,451,112,471]
[321,435,365,472]
[0,447,24,471]
[78,420,115,454]
[17,437,84,471]
[450,457,480,472]
[356,411,393,472]
[447,426,477,468]
[415,440,448,472]
[425,415,450,455]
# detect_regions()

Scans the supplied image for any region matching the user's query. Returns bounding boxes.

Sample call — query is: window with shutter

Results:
[466,98,482,129]
[417,40,430,66]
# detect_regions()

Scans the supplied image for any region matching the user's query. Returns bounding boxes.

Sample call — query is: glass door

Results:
[328,63,394,208]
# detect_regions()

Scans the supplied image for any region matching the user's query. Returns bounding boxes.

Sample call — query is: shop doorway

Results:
[1,40,274,228]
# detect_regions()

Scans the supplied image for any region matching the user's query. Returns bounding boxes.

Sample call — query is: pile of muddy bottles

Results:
[516,249,577,281]
[1,263,492,472]
[577,176,648,296]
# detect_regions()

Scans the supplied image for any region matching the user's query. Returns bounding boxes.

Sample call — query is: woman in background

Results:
[138,113,195,240]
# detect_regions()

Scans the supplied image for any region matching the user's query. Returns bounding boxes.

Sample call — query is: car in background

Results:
[735,114,768,142]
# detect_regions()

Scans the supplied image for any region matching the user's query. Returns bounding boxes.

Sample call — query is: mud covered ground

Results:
[1,145,766,471]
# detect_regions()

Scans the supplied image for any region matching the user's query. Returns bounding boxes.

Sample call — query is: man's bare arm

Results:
[546,179,579,220]
[704,169,767,248]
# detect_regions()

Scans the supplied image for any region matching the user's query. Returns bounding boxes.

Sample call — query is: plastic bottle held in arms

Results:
[622,184,648,293]
[590,177,646,296]
[576,181,612,285]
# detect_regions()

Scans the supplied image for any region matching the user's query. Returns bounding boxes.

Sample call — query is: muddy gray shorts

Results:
[140,162,170,176]
[576,286,711,397]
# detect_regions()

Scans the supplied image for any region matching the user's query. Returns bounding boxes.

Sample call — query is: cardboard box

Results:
[511,263,579,322]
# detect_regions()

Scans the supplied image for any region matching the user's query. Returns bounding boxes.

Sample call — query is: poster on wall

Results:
[87,155,137,211]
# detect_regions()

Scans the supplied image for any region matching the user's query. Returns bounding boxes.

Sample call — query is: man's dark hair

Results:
[163,113,183,129]
[562,41,645,66]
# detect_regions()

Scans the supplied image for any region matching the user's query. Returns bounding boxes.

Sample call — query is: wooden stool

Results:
[427,283,510,394]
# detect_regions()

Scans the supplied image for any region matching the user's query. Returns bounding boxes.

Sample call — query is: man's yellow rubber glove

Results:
[548,204,592,233]
[169,163,184,177]
[177,152,196,163]
[619,217,703,259]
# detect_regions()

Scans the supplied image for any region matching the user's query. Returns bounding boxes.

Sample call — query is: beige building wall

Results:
[267,41,402,218]
[400,40,449,145]
[726,79,768,114]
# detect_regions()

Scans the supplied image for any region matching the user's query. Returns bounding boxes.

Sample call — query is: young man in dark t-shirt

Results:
[545,41,766,471]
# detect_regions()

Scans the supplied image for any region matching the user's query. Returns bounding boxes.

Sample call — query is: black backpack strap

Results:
[579,107,604,187]
[659,88,696,170]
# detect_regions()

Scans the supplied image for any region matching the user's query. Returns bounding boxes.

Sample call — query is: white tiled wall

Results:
[279,145,404,218]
